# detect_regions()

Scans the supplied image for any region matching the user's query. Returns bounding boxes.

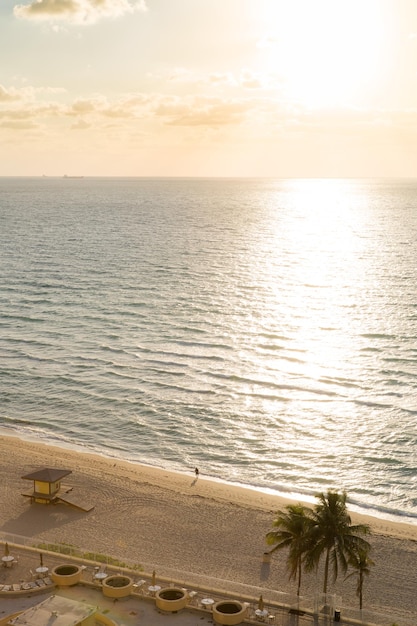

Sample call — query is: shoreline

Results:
[1,431,416,542]
[0,433,416,620]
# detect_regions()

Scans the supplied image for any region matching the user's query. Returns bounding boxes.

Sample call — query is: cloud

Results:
[167,67,198,84]
[71,119,91,129]
[3,75,417,144]
[256,35,278,50]
[154,96,248,127]
[164,67,271,91]
[70,98,101,114]
[0,84,22,102]
[0,120,38,129]
[208,72,237,87]
[13,0,147,25]
[239,69,264,90]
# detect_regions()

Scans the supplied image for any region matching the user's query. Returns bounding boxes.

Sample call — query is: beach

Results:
[0,434,416,623]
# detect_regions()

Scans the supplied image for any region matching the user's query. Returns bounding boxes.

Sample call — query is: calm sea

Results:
[0,177,416,523]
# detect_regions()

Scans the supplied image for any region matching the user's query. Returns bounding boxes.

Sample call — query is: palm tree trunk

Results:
[323,548,330,594]
[297,557,302,596]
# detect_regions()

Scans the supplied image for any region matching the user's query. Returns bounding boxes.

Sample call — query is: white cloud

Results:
[239,69,264,90]
[208,72,237,87]
[256,35,278,50]
[154,96,249,128]
[0,120,38,130]
[71,119,91,129]
[0,85,22,102]
[167,67,198,84]
[13,0,147,25]
[3,75,417,142]
[70,98,101,114]
[163,67,271,91]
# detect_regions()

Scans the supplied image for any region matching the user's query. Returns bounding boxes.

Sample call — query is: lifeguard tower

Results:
[21,467,94,511]
[21,467,72,505]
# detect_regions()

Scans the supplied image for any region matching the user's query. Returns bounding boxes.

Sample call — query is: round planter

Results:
[102,575,133,599]
[51,564,83,586]
[213,601,247,626]
[155,587,189,612]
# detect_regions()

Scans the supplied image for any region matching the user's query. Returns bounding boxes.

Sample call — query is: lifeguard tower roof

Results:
[21,468,72,482]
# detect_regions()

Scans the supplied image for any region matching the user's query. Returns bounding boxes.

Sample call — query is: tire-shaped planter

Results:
[213,601,247,626]
[102,575,133,599]
[155,587,189,612]
[51,564,83,586]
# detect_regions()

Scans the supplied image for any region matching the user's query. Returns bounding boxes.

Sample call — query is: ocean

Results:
[0,176,416,524]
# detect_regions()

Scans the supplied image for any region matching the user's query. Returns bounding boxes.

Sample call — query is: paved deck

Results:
[0,544,397,626]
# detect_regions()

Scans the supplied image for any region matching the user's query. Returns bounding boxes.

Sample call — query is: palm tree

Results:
[265,503,313,596]
[305,490,371,595]
[345,545,374,610]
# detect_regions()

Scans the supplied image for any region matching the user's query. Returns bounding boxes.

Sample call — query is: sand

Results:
[0,433,416,622]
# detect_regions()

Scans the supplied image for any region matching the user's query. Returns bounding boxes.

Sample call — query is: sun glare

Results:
[261,1,385,108]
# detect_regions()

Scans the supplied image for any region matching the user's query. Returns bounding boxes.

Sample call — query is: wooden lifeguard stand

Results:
[21,467,72,505]
[21,467,94,511]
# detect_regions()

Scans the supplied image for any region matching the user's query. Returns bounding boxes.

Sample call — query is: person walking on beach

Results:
[194,467,199,477]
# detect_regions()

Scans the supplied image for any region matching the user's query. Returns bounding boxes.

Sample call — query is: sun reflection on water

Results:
[240,179,381,473]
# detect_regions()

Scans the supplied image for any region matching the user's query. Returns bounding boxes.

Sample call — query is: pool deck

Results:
[0,545,297,626]
[0,543,386,626]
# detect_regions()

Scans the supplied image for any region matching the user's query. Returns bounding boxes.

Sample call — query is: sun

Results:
[260,0,386,108]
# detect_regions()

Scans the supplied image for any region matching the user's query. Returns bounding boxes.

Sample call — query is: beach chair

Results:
[188,590,198,605]
[133,579,146,594]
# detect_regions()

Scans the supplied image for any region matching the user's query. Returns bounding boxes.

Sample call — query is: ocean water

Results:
[0,176,416,524]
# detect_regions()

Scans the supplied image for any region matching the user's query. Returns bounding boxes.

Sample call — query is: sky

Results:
[1,0,417,177]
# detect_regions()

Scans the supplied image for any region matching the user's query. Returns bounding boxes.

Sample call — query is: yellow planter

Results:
[51,564,83,586]
[102,575,133,598]
[213,601,248,625]
[155,587,189,612]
